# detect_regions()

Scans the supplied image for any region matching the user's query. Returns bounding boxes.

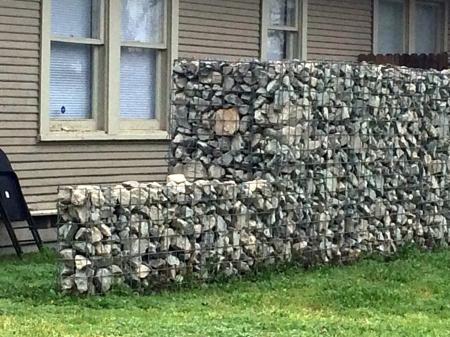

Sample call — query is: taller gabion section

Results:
[170,60,450,250]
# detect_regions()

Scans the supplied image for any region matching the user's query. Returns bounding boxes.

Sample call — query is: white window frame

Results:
[40,0,179,141]
[373,0,448,55]
[260,0,308,61]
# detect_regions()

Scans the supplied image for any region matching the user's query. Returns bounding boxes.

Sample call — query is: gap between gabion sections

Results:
[58,60,450,295]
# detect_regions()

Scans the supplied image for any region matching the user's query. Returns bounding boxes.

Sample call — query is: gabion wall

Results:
[58,60,450,294]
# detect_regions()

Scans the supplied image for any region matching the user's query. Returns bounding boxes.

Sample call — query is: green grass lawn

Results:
[0,249,449,337]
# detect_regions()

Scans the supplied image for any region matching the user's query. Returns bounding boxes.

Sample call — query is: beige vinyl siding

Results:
[307,0,373,61]
[0,0,168,212]
[178,0,261,60]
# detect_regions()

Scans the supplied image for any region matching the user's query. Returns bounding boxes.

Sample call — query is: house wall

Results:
[0,0,449,213]
[307,0,373,61]
[178,0,261,60]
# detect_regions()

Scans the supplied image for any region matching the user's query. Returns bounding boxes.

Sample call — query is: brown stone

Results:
[215,107,240,136]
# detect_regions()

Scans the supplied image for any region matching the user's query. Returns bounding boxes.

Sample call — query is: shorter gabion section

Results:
[57,176,292,294]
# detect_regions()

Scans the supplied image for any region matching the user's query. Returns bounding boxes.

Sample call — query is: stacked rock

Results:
[58,176,291,294]
[58,60,450,294]
[170,60,450,253]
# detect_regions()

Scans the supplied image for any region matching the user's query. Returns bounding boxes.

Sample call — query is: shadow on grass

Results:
[0,246,448,318]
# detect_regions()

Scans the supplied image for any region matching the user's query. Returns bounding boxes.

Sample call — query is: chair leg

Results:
[27,214,43,251]
[0,204,23,258]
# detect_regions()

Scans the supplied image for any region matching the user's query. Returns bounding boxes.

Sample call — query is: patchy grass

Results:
[0,249,449,336]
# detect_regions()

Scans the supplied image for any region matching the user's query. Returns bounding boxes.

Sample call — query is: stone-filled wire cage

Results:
[58,60,450,295]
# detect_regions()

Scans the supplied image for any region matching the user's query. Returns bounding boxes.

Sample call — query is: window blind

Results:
[50,42,92,119]
[120,47,156,120]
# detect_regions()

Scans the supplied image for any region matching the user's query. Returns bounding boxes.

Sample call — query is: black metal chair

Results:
[0,149,43,257]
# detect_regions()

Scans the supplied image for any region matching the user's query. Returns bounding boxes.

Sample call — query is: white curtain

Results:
[378,0,404,54]
[120,48,156,119]
[269,0,295,26]
[121,0,164,43]
[51,0,93,38]
[50,42,92,119]
[267,30,287,60]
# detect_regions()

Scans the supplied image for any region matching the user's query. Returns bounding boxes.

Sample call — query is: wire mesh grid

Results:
[58,60,450,294]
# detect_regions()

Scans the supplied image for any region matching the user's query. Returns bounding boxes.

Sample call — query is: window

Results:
[378,0,406,54]
[261,0,307,60]
[415,1,442,54]
[374,0,447,55]
[40,0,178,140]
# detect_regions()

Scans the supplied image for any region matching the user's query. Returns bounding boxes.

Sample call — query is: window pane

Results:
[50,42,92,119]
[121,0,164,44]
[120,48,156,119]
[267,30,297,60]
[415,3,439,54]
[269,0,296,27]
[51,0,99,38]
[378,0,404,54]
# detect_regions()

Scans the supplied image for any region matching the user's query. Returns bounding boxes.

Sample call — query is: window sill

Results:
[39,130,169,142]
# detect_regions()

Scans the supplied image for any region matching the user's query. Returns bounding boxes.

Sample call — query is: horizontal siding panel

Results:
[179,46,257,58]
[308,22,372,34]
[0,15,40,27]
[311,0,371,10]
[308,4,371,16]
[0,65,39,74]
[0,82,39,90]
[1,129,37,137]
[9,151,167,163]
[308,29,371,40]
[179,0,260,59]
[0,97,39,105]
[0,113,38,121]
[14,159,167,171]
[308,0,373,61]
[0,7,40,18]
[18,166,166,179]
[181,0,260,11]
[180,10,260,24]
[0,105,38,113]
[1,120,38,129]
[0,23,39,34]
[0,48,39,58]
[181,38,259,51]
[3,143,169,154]
[179,24,259,38]
[0,89,38,98]
[180,3,257,17]
[0,138,37,146]
[0,32,39,42]
[1,0,40,10]
[179,31,259,44]
[179,17,258,32]
[308,54,367,62]
[0,41,39,50]
[0,73,39,82]
[309,42,371,53]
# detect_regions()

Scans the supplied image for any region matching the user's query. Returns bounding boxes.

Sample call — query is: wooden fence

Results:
[358,53,448,71]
